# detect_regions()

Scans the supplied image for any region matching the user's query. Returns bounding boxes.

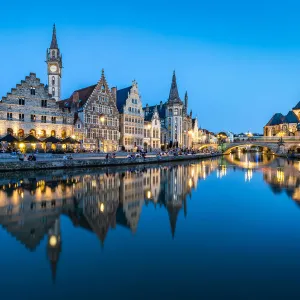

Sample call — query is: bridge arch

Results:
[198,144,218,151]
[223,143,278,155]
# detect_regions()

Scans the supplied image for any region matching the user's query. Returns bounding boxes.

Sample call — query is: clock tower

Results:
[46,24,62,101]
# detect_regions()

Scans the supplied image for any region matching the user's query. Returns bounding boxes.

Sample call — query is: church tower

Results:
[46,24,62,101]
[165,71,184,146]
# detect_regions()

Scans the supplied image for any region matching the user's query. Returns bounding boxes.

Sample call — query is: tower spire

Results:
[168,70,181,103]
[50,24,58,49]
[184,91,188,110]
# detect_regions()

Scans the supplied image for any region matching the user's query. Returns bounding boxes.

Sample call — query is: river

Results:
[1,154,300,299]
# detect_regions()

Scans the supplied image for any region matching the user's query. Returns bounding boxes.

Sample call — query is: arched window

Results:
[52,50,55,58]
[51,130,56,137]
[18,129,24,138]
[7,128,13,135]
[174,108,178,116]
[61,130,66,139]
[52,87,55,97]
[40,130,46,138]
[272,127,276,136]
[52,76,55,85]
[29,129,36,136]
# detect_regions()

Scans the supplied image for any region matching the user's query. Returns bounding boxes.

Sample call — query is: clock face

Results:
[50,65,58,73]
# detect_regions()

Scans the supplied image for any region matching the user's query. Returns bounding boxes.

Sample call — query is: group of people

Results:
[18,153,37,161]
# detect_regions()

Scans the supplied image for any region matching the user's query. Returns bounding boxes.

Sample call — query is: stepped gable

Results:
[1,73,51,102]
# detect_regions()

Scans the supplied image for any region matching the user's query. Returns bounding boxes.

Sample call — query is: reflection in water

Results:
[226,152,300,202]
[0,159,220,280]
[2,154,300,287]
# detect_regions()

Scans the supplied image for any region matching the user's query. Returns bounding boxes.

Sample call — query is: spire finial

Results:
[168,71,181,103]
[101,68,105,76]
[50,24,58,49]
[184,91,188,109]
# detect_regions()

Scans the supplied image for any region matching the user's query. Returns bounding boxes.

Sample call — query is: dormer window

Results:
[101,85,105,93]
[30,87,35,95]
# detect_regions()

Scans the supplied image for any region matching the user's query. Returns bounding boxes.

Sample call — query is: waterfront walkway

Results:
[0,152,220,172]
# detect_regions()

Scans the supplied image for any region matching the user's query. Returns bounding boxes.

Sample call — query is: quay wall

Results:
[0,154,221,172]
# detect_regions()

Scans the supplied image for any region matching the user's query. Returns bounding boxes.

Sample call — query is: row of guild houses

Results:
[0,25,208,152]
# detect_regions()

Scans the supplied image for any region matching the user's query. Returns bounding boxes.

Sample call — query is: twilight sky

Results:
[1,0,300,133]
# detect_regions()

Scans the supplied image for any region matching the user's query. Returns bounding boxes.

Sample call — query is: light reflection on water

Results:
[1,155,300,299]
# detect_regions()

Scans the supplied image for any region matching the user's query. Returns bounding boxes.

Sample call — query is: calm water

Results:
[2,154,300,299]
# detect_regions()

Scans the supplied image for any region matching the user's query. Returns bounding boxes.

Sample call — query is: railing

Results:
[233,136,300,143]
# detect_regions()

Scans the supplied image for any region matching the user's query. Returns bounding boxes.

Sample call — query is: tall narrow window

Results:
[52,76,55,85]
[30,87,35,95]
[31,114,36,122]
[19,98,25,105]
[7,113,12,120]
[41,100,47,107]
[52,50,55,58]
[51,117,56,124]
[19,114,24,121]
[41,116,47,123]
[52,87,55,97]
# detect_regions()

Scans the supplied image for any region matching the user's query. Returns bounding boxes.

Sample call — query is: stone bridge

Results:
[195,139,300,155]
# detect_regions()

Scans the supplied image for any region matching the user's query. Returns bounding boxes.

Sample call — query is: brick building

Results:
[0,24,73,146]
[0,72,73,140]
[63,70,120,151]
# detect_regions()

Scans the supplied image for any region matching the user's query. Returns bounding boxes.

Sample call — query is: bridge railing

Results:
[233,136,300,143]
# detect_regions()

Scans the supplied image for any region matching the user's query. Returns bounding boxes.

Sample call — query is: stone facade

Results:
[0,73,74,140]
[143,105,161,151]
[116,81,144,151]
[144,71,194,149]
[63,70,119,151]
[46,24,62,102]
[264,102,300,137]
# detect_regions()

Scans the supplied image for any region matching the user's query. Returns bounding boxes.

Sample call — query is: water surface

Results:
[1,154,300,300]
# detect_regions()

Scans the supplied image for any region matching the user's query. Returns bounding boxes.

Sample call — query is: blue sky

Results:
[1,0,300,133]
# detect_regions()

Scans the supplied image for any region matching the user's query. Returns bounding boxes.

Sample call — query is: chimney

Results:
[72,91,79,103]
[111,87,117,101]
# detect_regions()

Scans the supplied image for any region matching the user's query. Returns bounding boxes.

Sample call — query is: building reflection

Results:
[0,160,219,280]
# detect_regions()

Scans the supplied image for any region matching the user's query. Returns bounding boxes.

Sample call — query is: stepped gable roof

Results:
[61,69,113,110]
[116,86,132,113]
[1,72,51,102]
[284,111,298,123]
[265,113,285,126]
